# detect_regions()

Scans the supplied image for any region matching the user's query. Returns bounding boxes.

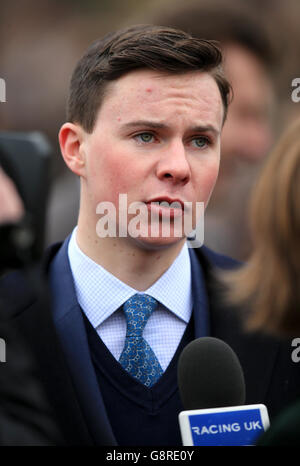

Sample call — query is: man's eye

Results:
[191,137,210,148]
[135,133,154,143]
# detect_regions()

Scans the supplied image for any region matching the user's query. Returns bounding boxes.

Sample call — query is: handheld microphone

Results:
[177,337,270,446]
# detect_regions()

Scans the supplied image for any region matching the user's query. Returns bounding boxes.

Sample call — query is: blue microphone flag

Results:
[179,404,269,446]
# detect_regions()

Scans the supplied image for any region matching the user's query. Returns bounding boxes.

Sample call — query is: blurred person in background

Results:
[151,0,276,260]
[0,167,24,225]
[222,118,300,445]
[0,167,62,445]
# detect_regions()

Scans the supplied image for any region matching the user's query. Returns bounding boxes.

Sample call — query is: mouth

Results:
[145,196,186,219]
[145,197,185,209]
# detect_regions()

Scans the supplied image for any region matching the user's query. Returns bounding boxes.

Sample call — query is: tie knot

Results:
[123,294,158,337]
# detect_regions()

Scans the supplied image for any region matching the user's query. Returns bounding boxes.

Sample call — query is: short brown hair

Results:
[67,24,231,132]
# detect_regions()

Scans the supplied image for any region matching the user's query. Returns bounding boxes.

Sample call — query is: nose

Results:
[156,140,191,185]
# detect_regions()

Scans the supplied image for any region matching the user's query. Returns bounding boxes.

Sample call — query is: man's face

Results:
[79,69,223,249]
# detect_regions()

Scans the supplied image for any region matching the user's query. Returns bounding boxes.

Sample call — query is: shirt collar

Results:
[68,228,193,328]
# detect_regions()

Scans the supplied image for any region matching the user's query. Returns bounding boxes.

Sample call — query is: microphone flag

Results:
[179,404,270,446]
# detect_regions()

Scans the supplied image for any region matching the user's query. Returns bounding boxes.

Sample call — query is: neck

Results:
[76,215,186,291]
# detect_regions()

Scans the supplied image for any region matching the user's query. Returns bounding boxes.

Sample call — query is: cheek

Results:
[195,163,220,204]
[88,148,139,206]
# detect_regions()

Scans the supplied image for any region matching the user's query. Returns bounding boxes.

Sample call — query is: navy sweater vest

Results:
[83,314,194,446]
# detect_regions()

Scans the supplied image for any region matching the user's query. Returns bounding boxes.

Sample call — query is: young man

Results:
[1,25,299,446]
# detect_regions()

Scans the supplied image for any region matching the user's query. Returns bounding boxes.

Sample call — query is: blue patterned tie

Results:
[119,294,163,387]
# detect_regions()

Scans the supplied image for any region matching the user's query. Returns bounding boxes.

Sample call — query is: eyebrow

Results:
[121,120,220,135]
[122,120,167,130]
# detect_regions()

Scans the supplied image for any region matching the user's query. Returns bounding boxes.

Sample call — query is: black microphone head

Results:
[178,337,246,410]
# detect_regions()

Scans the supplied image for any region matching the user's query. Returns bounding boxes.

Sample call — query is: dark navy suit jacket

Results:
[1,239,299,445]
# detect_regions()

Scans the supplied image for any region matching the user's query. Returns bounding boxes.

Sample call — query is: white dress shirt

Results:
[68,228,193,371]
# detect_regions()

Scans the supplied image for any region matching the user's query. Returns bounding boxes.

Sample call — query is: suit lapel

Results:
[8,276,93,444]
[48,239,116,445]
[189,248,210,338]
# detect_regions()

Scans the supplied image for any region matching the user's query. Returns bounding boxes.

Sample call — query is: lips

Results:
[144,196,187,220]
[145,196,185,210]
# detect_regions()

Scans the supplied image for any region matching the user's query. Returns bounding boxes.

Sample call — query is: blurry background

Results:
[0,0,299,258]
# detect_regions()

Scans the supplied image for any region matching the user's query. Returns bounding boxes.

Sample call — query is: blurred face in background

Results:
[219,43,274,179]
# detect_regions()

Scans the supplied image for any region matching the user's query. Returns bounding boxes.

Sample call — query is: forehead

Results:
[97,69,224,127]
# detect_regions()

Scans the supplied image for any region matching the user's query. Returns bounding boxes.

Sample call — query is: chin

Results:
[130,234,186,252]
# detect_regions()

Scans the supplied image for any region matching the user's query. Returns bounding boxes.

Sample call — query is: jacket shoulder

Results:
[198,245,241,270]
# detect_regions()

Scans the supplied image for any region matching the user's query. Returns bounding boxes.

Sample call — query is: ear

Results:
[58,122,86,177]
